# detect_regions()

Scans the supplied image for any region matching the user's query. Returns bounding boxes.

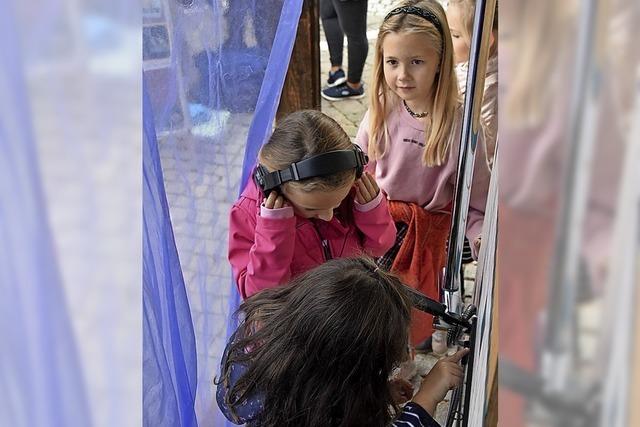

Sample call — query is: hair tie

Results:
[384,6,444,36]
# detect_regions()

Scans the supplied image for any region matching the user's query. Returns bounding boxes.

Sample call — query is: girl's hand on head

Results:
[263,191,289,210]
[412,348,469,415]
[355,172,380,204]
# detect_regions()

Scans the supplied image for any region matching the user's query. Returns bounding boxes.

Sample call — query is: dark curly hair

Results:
[217,257,413,427]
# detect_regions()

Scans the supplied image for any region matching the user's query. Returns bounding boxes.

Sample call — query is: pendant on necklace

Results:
[403,100,428,118]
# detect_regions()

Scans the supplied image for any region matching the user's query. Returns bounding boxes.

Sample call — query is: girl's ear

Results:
[489,30,495,49]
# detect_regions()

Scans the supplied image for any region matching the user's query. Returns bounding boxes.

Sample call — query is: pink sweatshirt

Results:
[355,102,491,254]
[228,175,396,298]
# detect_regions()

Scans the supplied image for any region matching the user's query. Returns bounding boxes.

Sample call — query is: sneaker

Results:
[327,68,347,87]
[321,82,365,101]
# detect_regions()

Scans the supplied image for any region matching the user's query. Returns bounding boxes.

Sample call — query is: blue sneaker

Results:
[321,82,365,101]
[327,69,347,87]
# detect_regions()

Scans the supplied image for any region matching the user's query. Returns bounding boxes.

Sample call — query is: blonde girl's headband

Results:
[383,6,444,37]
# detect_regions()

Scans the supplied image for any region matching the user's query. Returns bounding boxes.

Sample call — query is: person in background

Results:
[320,0,369,101]
[447,0,498,168]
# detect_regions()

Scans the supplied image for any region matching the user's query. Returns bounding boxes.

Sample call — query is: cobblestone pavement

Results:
[157,115,249,421]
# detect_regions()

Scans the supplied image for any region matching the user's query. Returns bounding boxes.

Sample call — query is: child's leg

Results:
[320,0,344,70]
[333,0,368,85]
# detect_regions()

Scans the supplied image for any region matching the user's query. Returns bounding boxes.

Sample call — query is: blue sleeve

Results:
[392,402,441,427]
[216,333,264,424]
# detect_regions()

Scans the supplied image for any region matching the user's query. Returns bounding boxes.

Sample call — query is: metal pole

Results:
[442,0,497,309]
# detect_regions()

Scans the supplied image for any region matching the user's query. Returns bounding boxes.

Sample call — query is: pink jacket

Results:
[228,176,397,298]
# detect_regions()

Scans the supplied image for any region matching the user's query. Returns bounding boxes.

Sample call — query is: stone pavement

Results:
[157,115,249,422]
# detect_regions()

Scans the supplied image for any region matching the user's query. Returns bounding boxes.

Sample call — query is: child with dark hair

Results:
[216,257,468,427]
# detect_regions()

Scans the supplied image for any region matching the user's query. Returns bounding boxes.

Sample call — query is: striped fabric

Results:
[460,237,474,264]
[378,223,474,271]
[392,402,441,427]
[376,222,409,271]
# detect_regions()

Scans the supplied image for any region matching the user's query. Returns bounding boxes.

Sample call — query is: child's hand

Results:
[473,236,482,252]
[263,191,289,210]
[412,348,469,415]
[355,172,380,204]
[389,377,414,405]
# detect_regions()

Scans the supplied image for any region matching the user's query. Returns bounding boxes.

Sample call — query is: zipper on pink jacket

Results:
[311,220,333,260]
[321,239,332,260]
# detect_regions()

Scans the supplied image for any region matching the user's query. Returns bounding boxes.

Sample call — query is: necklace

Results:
[403,100,428,118]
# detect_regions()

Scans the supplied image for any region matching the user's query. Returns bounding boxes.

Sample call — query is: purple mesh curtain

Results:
[3,0,141,425]
[144,78,198,427]
[0,1,91,425]
[142,0,303,425]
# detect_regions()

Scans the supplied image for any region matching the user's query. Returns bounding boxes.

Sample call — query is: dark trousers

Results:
[320,0,368,84]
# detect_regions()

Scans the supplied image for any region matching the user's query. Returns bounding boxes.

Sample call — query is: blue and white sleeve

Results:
[391,402,441,427]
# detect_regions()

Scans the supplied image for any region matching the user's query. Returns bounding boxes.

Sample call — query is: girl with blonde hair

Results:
[356,0,491,345]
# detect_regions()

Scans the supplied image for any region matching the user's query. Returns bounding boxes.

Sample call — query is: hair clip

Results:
[384,6,443,36]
